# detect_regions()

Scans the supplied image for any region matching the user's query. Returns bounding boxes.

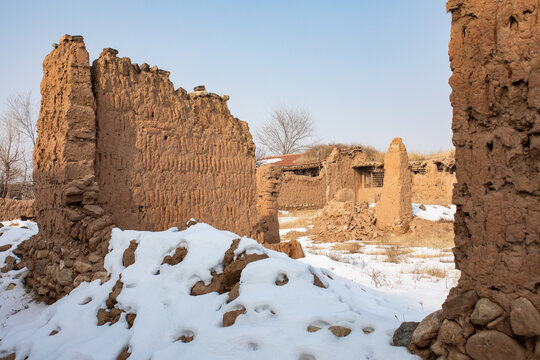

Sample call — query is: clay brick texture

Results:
[409,1,540,358]
[21,35,265,303]
[0,199,35,220]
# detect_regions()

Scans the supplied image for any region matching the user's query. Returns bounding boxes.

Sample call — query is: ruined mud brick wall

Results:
[411,162,456,205]
[21,35,114,303]
[278,172,326,209]
[409,1,540,359]
[20,35,263,303]
[91,49,260,238]
[375,138,412,235]
[324,148,371,203]
[0,199,36,220]
[256,165,282,243]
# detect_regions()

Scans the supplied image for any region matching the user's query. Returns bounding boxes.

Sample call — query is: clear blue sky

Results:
[0,0,452,153]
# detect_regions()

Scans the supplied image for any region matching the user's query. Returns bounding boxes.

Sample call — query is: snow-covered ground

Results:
[412,204,456,222]
[0,204,457,359]
[0,220,428,359]
[279,204,459,313]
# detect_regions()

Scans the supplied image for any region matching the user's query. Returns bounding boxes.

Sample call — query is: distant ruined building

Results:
[19,35,277,303]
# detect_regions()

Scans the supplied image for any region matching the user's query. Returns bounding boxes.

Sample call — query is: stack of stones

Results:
[406,290,540,359]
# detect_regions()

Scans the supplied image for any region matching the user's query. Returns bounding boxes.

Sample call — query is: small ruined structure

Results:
[256,164,283,243]
[376,138,412,234]
[0,199,35,221]
[20,35,270,303]
[265,145,455,211]
[408,1,540,359]
[410,158,455,204]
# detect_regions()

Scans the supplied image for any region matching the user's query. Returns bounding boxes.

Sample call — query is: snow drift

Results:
[0,221,421,359]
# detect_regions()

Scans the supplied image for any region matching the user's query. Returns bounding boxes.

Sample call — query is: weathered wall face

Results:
[0,199,35,220]
[376,138,412,234]
[411,163,456,205]
[255,165,282,243]
[91,49,260,239]
[21,35,113,303]
[278,172,326,209]
[409,1,540,359]
[21,35,265,303]
[325,148,371,203]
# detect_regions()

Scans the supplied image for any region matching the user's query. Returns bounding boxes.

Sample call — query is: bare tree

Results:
[256,106,315,155]
[7,91,37,146]
[0,115,22,198]
[255,146,268,167]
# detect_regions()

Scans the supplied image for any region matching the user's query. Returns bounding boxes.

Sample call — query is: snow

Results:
[259,158,282,165]
[0,221,426,360]
[412,204,456,222]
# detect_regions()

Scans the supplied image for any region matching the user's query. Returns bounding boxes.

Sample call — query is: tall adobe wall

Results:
[255,165,282,244]
[376,138,412,235]
[91,49,260,238]
[21,35,263,303]
[409,1,540,359]
[20,35,113,303]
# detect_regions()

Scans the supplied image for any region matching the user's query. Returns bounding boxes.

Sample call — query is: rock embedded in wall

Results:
[376,138,412,235]
[407,0,540,358]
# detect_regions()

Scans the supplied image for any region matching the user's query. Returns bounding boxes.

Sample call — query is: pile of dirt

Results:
[311,200,382,242]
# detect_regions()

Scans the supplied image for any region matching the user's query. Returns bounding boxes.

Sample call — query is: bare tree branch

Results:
[0,114,23,198]
[7,91,37,146]
[256,106,315,155]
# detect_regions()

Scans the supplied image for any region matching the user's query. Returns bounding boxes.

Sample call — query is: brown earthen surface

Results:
[409,1,540,358]
[19,35,265,303]
[0,199,35,220]
[376,138,412,234]
[411,160,456,205]
[91,50,260,238]
[255,165,282,244]
[21,35,113,303]
[278,172,326,210]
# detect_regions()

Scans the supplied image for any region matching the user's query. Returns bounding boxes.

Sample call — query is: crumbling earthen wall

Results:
[20,35,114,303]
[20,35,265,303]
[91,49,260,238]
[409,1,540,359]
[411,164,456,205]
[376,138,412,234]
[278,172,326,209]
[325,148,371,203]
[0,199,36,220]
[256,165,282,243]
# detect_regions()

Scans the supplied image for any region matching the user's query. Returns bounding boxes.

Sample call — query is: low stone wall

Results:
[278,172,326,209]
[0,199,36,221]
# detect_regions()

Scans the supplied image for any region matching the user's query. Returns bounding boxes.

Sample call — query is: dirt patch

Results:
[311,201,381,242]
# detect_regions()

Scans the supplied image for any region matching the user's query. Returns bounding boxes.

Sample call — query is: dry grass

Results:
[366,246,413,263]
[281,230,309,241]
[332,242,362,254]
[279,209,318,229]
[297,144,454,164]
[373,229,454,250]
[408,148,455,161]
[295,143,385,164]
[409,265,449,279]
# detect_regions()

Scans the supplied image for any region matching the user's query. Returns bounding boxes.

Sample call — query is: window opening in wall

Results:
[354,166,384,188]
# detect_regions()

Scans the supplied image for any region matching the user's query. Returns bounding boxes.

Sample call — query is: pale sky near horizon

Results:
[0,0,452,154]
